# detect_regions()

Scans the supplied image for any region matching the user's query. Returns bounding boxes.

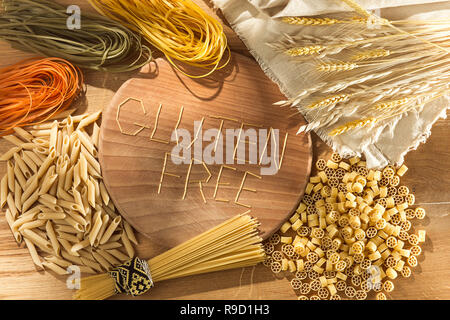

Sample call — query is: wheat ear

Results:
[329,117,378,136]
[351,49,391,61]
[317,62,358,72]
[307,94,353,109]
[286,46,324,56]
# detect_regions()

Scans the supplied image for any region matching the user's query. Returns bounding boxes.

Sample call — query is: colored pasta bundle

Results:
[88,0,229,78]
[0,112,138,275]
[263,154,426,300]
[0,58,83,136]
[0,0,152,72]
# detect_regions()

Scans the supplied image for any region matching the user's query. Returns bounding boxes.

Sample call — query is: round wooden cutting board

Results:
[99,54,312,248]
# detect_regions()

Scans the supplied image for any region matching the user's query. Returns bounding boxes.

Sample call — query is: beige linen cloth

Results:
[212,0,450,168]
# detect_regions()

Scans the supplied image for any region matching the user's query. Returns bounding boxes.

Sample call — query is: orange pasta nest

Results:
[0,57,83,136]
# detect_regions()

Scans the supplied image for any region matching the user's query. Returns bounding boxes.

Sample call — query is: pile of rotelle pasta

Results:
[262,154,427,300]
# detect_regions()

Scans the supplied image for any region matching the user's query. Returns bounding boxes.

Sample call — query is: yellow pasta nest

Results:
[263,153,426,300]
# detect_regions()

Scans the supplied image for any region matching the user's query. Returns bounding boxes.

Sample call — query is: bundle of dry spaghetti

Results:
[88,0,229,78]
[0,0,151,72]
[74,214,265,300]
[1,112,139,275]
[0,57,82,136]
[271,0,450,137]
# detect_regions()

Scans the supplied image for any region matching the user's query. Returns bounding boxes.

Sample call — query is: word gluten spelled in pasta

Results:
[263,154,426,300]
[75,214,265,300]
[0,58,83,136]
[0,112,138,275]
[0,0,152,72]
[88,0,229,78]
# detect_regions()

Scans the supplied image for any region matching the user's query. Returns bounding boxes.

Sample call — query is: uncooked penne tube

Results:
[24,238,43,270]
[7,160,15,192]
[3,135,25,147]
[42,261,68,275]
[100,216,121,245]
[87,178,96,208]
[121,231,135,258]
[45,255,72,268]
[123,220,138,245]
[92,250,112,271]
[19,219,46,232]
[76,130,96,155]
[64,166,74,191]
[20,151,38,173]
[1,174,8,208]
[24,150,43,166]
[79,153,88,183]
[22,188,40,213]
[0,146,21,161]
[21,176,38,203]
[6,193,18,218]
[49,121,58,151]
[14,161,27,190]
[70,139,81,166]
[13,127,33,142]
[38,212,66,220]
[46,221,61,256]
[99,181,110,206]
[36,149,57,179]
[89,210,103,246]
[5,209,22,243]
[96,249,120,266]
[107,248,129,262]
[22,229,52,253]
[95,215,110,247]
[71,238,90,254]
[92,123,100,147]
[14,180,22,212]
[73,162,81,188]
[81,145,101,174]
[14,152,31,178]
[77,110,101,131]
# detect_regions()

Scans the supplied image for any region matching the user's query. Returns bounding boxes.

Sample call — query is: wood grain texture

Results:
[99,55,312,247]
[0,0,449,300]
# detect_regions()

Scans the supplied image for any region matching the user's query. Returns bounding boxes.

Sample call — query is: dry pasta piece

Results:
[317,287,329,299]
[316,159,327,171]
[297,295,309,300]
[417,230,426,243]
[290,278,302,290]
[264,243,275,255]
[376,292,387,300]
[405,194,415,206]
[262,256,273,267]
[401,266,412,278]
[407,256,418,267]
[272,251,283,262]
[299,283,311,295]
[415,207,426,220]
[396,165,408,177]
[269,233,281,245]
[271,261,282,274]
[355,290,367,300]
[344,286,357,298]
[383,280,394,293]
[410,246,422,256]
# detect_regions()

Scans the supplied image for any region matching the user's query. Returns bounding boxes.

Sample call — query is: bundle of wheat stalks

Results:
[271,0,450,137]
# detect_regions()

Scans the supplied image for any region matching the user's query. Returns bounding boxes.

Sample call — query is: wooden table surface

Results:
[0,0,449,300]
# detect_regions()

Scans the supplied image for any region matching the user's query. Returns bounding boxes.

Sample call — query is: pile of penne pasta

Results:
[0,112,138,275]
